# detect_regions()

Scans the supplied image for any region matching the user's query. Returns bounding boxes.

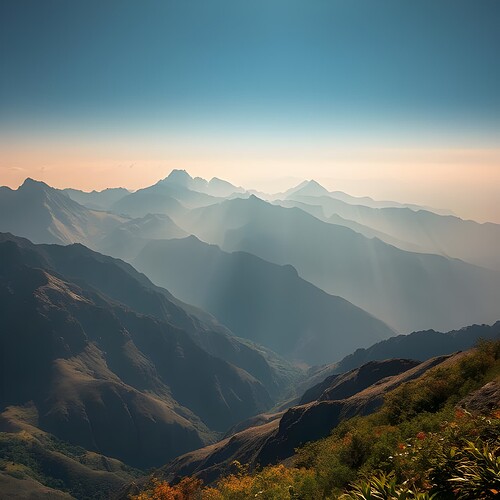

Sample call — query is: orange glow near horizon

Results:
[1,139,499,224]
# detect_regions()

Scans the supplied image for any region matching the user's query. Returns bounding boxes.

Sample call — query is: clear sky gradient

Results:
[1,1,499,222]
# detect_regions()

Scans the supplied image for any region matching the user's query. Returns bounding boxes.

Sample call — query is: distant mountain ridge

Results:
[158,169,245,197]
[0,178,126,247]
[334,321,500,374]
[62,187,130,210]
[2,172,499,337]
[176,195,500,333]
[283,179,454,214]
[297,321,500,394]
[134,235,394,364]
[286,192,500,270]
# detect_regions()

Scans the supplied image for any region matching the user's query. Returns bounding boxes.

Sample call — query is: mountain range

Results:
[1,171,499,498]
[2,173,499,334]
[133,235,394,364]
[0,234,311,470]
[175,194,500,332]
[284,183,500,271]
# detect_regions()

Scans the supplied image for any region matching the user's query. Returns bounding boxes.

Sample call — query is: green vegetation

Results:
[0,430,141,499]
[134,341,500,499]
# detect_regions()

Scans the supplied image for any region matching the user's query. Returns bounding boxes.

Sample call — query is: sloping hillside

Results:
[0,237,276,470]
[134,236,394,364]
[132,341,500,499]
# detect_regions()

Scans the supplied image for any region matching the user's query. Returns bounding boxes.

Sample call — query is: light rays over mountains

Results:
[1,169,499,337]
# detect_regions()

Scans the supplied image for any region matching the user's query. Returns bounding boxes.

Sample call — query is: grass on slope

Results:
[133,340,500,499]
[0,420,141,500]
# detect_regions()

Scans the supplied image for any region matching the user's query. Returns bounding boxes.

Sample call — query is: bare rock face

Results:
[458,378,500,415]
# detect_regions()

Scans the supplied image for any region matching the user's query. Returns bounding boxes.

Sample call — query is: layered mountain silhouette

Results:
[0,179,125,247]
[284,179,454,214]
[97,213,188,260]
[62,187,130,210]
[0,179,189,261]
[110,170,238,218]
[1,172,499,499]
[111,186,186,218]
[0,234,306,470]
[175,195,500,333]
[286,188,500,270]
[2,175,499,335]
[133,235,394,364]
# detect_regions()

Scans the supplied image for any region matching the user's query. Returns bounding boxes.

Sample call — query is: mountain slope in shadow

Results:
[134,236,394,365]
[0,237,277,469]
[0,232,299,399]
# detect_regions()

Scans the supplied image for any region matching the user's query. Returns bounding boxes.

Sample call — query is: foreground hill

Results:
[131,341,500,499]
[142,355,452,486]
[0,409,140,500]
[134,236,394,364]
[177,195,500,332]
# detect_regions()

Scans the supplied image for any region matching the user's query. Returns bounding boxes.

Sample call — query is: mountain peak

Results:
[20,178,51,190]
[248,194,265,203]
[299,179,330,196]
[283,179,330,198]
[166,169,193,182]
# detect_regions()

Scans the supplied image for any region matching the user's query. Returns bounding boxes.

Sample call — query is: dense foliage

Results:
[132,341,500,499]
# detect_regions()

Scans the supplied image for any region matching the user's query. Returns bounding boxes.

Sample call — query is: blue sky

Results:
[1,1,499,220]
[2,0,499,134]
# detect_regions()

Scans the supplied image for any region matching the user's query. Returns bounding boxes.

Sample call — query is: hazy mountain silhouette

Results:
[110,171,247,218]
[176,195,500,332]
[97,213,188,260]
[63,187,130,210]
[133,236,394,364]
[276,198,426,253]
[110,185,187,218]
[110,171,209,216]
[0,236,277,469]
[0,179,125,247]
[284,180,454,214]
[288,192,500,270]
[160,169,245,197]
